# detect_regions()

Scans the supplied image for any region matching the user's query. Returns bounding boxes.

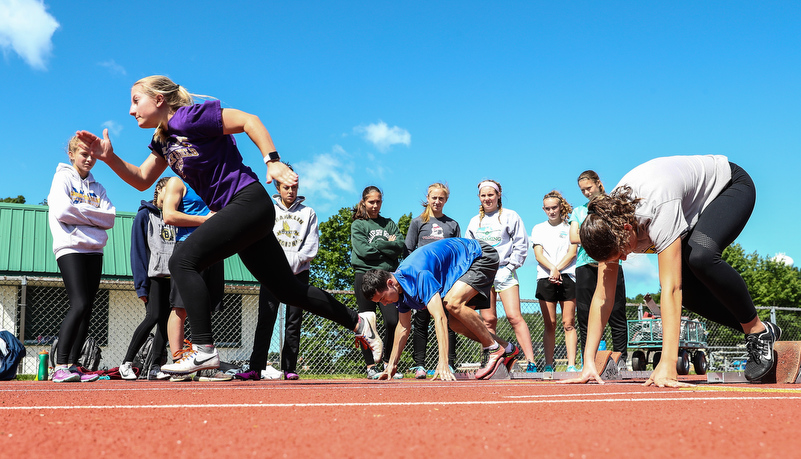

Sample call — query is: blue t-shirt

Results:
[394,238,483,313]
[148,100,259,212]
[176,183,210,242]
[568,203,594,268]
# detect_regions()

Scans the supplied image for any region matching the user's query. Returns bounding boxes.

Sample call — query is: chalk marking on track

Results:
[681,386,801,394]
[3,395,801,411]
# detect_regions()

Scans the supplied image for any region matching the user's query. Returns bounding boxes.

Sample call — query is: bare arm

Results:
[76,129,167,191]
[220,109,297,187]
[565,260,619,384]
[378,311,411,380]
[645,238,692,388]
[427,293,456,381]
[569,220,581,245]
[161,177,210,227]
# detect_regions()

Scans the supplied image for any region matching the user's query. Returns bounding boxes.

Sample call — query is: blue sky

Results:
[2,1,799,302]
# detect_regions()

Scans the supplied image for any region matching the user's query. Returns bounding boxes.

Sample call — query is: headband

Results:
[478,181,500,194]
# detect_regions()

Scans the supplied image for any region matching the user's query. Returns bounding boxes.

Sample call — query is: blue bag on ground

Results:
[0,330,26,381]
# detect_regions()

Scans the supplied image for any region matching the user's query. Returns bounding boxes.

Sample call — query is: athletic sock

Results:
[484,343,500,351]
[505,343,513,353]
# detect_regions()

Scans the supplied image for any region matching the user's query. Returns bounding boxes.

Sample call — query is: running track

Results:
[1,376,797,457]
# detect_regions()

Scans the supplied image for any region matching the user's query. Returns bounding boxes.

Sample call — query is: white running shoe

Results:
[119,361,137,380]
[161,345,220,375]
[355,312,383,364]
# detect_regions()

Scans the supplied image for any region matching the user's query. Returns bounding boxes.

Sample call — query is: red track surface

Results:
[2,376,798,458]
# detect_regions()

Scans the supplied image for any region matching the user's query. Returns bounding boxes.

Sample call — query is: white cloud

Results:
[99,59,126,76]
[102,120,123,137]
[355,121,411,152]
[773,253,795,266]
[292,145,355,212]
[0,0,60,70]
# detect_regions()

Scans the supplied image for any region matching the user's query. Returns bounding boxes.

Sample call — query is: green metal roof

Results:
[0,202,257,283]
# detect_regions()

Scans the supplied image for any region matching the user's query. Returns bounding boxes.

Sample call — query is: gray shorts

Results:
[457,241,499,310]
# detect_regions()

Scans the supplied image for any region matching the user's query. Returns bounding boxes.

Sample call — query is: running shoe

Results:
[393,371,404,380]
[366,366,381,380]
[193,369,233,382]
[119,362,137,380]
[566,365,579,372]
[234,370,261,381]
[544,365,555,372]
[52,368,80,383]
[284,371,300,380]
[744,321,782,382]
[161,344,219,375]
[411,366,427,379]
[475,345,506,380]
[354,312,383,364]
[525,361,538,373]
[170,374,193,382]
[504,343,521,370]
[70,366,100,382]
[149,365,170,380]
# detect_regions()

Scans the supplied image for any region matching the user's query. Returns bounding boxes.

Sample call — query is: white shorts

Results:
[492,265,519,292]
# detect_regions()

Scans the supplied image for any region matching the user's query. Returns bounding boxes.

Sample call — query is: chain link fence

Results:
[2,275,799,377]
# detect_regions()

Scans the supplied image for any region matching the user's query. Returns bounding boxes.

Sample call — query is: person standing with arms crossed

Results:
[77,75,382,376]
[47,135,115,383]
[466,180,535,370]
[351,186,405,379]
[404,183,461,379]
[568,170,628,368]
[236,163,318,381]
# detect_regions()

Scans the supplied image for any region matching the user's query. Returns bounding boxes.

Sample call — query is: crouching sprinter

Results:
[361,238,520,381]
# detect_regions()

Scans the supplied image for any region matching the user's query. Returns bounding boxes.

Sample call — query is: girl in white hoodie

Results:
[47,135,116,382]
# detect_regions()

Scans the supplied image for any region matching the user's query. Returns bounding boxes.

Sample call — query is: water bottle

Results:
[37,350,49,381]
[598,340,607,351]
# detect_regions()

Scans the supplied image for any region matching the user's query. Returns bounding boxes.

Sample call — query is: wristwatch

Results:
[263,151,280,164]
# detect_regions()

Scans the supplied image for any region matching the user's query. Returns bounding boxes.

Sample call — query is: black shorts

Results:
[457,241,499,310]
[535,275,576,302]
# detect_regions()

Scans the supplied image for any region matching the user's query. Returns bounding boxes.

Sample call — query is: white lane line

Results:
[4,396,801,411]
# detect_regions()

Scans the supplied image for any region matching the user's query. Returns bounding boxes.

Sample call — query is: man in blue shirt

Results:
[361,238,519,381]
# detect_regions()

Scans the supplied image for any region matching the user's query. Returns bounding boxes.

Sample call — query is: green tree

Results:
[2,195,25,204]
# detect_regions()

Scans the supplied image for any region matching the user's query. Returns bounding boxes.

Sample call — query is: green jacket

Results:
[350,216,404,273]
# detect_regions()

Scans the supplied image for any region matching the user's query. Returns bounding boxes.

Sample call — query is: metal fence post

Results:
[770,306,777,324]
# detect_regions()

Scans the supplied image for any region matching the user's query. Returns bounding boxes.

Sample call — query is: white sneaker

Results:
[262,365,282,380]
[355,312,383,364]
[119,362,137,380]
[170,373,193,382]
[161,345,220,375]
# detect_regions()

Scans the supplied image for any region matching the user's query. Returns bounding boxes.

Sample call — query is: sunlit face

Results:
[68,144,96,179]
[279,182,298,207]
[130,85,166,129]
[578,178,602,199]
[364,191,383,219]
[372,283,400,306]
[427,188,448,217]
[542,197,562,223]
[478,187,499,213]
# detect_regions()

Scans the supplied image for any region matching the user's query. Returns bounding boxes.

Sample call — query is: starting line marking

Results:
[3,395,801,411]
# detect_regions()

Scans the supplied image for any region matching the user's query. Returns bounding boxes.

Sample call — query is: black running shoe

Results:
[744,321,782,382]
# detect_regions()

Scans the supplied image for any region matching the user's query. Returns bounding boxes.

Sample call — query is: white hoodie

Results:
[47,163,116,259]
[272,194,319,275]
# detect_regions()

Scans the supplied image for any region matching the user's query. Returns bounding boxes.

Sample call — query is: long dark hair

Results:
[352,186,382,221]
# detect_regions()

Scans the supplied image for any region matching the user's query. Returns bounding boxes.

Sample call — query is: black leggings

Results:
[576,264,628,355]
[680,162,757,331]
[123,277,170,365]
[412,308,457,368]
[250,270,308,373]
[169,182,358,345]
[56,253,102,366]
[354,272,398,366]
